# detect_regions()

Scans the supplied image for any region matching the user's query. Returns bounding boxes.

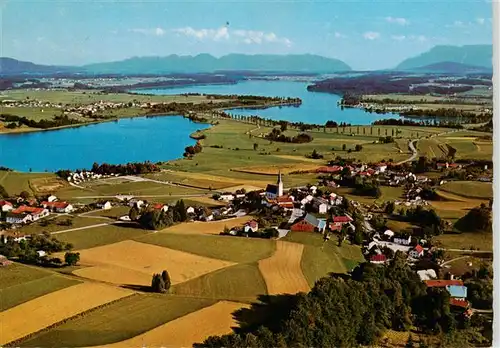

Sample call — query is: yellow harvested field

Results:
[222,184,265,192]
[74,240,235,286]
[0,283,133,345]
[444,137,478,140]
[92,301,248,348]
[186,196,227,206]
[258,241,310,295]
[160,216,254,235]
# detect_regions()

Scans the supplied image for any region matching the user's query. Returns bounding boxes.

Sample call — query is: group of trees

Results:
[196,254,487,347]
[307,149,323,159]
[133,199,188,230]
[151,270,171,293]
[400,108,491,123]
[0,113,80,130]
[265,128,313,144]
[454,203,492,233]
[184,141,203,157]
[56,161,160,179]
[399,205,444,236]
[324,120,352,128]
[372,118,464,129]
[0,233,79,267]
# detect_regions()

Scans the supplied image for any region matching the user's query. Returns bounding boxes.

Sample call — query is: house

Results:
[42,201,74,213]
[6,213,32,224]
[97,201,113,210]
[47,195,58,202]
[291,213,326,233]
[300,195,314,207]
[446,285,468,300]
[244,220,259,233]
[129,199,144,209]
[0,254,12,266]
[409,245,424,258]
[393,234,411,246]
[266,171,284,199]
[36,250,47,257]
[276,196,294,210]
[312,198,329,214]
[9,206,49,222]
[425,279,464,287]
[316,165,343,174]
[375,163,388,173]
[186,206,195,215]
[370,254,387,264]
[329,215,353,231]
[153,204,169,212]
[417,269,437,281]
[0,200,13,212]
[436,162,448,170]
[219,193,234,201]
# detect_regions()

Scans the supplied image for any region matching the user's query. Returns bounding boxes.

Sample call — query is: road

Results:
[49,220,131,235]
[72,193,209,199]
[396,139,418,165]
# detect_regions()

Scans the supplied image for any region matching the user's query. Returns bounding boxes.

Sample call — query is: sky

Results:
[0,0,493,70]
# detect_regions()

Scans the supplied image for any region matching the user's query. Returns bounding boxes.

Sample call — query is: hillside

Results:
[396,45,492,70]
[414,61,492,74]
[83,54,352,74]
[0,57,78,75]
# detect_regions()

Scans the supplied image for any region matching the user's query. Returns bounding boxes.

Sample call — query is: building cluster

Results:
[0,195,73,225]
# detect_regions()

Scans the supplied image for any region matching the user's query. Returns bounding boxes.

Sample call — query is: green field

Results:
[281,232,364,287]
[435,231,492,251]
[439,181,492,200]
[0,263,80,311]
[16,215,110,235]
[21,294,215,347]
[172,263,267,303]
[136,233,276,263]
[0,171,56,196]
[55,224,149,250]
[85,206,131,219]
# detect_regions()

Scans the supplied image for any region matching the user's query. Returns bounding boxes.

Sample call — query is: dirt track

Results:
[258,241,310,295]
[90,301,248,348]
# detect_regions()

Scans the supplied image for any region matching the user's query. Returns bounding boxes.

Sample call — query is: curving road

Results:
[396,139,418,165]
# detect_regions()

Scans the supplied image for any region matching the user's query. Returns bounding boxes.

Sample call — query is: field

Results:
[21,295,216,347]
[15,215,111,236]
[159,216,254,235]
[435,232,492,251]
[73,240,235,286]
[439,181,492,200]
[258,241,310,295]
[54,224,149,250]
[0,282,133,345]
[94,301,248,348]
[282,232,365,286]
[172,263,267,303]
[84,206,131,219]
[0,263,80,311]
[136,232,276,264]
[0,171,56,196]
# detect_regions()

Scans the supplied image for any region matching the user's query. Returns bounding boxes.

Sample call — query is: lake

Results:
[133,80,393,125]
[1,80,397,172]
[0,116,208,172]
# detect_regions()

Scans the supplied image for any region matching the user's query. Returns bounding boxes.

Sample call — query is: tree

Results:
[0,184,8,198]
[161,270,172,291]
[385,201,396,215]
[64,252,80,266]
[151,273,166,293]
[174,199,188,222]
[355,144,363,152]
[20,190,30,200]
[129,206,139,221]
[342,144,347,151]
[253,143,259,151]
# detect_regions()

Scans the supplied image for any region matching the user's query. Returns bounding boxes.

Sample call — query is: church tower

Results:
[277,170,283,197]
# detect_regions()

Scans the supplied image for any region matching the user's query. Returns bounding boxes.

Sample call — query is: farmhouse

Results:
[7,206,49,224]
[393,234,412,246]
[42,201,74,213]
[218,193,235,202]
[0,200,13,212]
[47,195,58,202]
[97,201,112,210]
[291,213,326,233]
[370,254,387,264]
[311,197,329,214]
[153,203,169,212]
[6,212,32,224]
[244,220,259,233]
[329,215,353,232]
[409,245,424,258]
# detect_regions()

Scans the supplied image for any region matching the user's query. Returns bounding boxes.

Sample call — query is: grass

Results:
[281,232,364,287]
[85,206,131,219]
[434,231,492,251]
[21,294,215,347]
[16,215,109,235]
[135,233,276,263]
[0,171,55,196]
[79,179,208,196]
[334,186,404,206]
[171,263,267,303]
[439,181,492,200]
[55,224,149,250]
[0,262,53,289]
[0,274,81,311]
[143,172,236,190]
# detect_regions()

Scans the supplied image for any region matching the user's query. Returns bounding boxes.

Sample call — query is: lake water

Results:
[0,116,208,172]
[133,80,391,125]
[1,80,397,172]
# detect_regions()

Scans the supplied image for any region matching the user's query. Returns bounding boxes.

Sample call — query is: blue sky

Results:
[1,0,493,70]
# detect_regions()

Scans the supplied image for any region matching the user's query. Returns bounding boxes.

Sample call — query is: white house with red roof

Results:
[42,201,74,213]
[244,220,259,233]
[0,200,13,212]
[409,244,425,258]
[329,215,353,231]
[370,254,387,264]
[6,205,49,224]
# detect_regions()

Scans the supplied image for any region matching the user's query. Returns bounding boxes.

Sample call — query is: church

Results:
[265,171,284,199]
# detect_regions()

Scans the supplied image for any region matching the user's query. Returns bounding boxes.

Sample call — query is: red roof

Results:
[370,254,387,262]
[448,163,460,168]
[329,224,342,231]
[42,201,70,209]
[436,163,447,167]
[425,280,464,287]
[0,200,13,206]
[358,171,371,176]
[153,203,165,209]
[12,205,45,215]
[316,166,343,173]
[278,201,294,208]
[246,220,258,228]
[366,168,376,174]
[277,196,293,203]
[332,216,353,223]
[414,245,424,253]
[450,298,469,308]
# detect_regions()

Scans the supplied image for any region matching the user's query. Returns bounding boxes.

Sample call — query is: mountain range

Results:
[0,45,493,75]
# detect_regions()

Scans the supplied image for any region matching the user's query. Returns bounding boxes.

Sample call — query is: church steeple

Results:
[277,170,283,197]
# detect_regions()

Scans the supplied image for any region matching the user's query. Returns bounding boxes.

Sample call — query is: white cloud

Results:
[385,16,408,25]
[476,17,486,25]
[391,35,406,41]
[334,31,347,39]
[409,35,427,42]
[363,31,380,40]
[130,27,166,36]
[174,26,292,46]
